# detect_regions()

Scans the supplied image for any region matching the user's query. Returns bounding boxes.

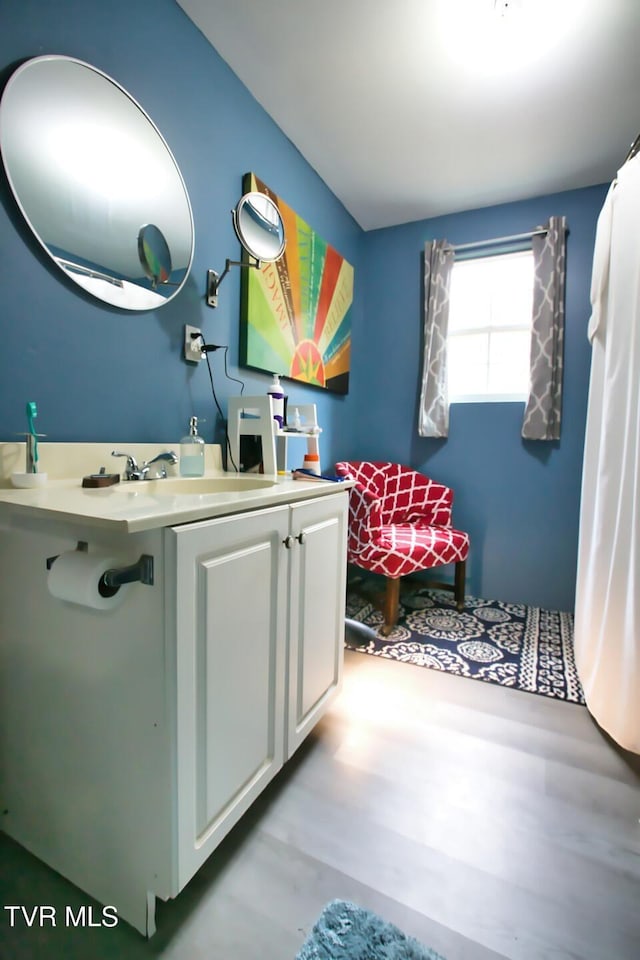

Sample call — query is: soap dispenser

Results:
[180,416,205,477]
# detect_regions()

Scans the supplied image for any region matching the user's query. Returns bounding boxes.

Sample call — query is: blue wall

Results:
[352,185,608,611]
[0,0,607,611]
[0,0,363,467]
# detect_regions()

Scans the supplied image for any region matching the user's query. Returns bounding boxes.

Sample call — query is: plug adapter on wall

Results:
[184,324,203,363]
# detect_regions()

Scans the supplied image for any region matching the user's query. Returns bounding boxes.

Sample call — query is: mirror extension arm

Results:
[206,259,261,308]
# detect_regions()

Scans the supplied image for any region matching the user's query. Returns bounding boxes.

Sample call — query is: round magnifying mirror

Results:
[0,55,194,310]
[138,224,172,289]
[232,191,285,262]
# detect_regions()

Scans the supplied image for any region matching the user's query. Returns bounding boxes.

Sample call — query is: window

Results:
[447,249,533,402]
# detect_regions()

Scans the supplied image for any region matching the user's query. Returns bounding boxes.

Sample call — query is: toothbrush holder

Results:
[11,472,48,488]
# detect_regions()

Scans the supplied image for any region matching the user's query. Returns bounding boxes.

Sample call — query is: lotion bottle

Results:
[180,416,205,477]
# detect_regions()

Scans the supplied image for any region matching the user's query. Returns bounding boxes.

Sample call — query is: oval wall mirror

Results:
[233,192,285,263]
[0,55,194,310]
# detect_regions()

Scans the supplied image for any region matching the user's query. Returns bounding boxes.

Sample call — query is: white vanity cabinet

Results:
[166,492,347,890]
[0,483,347,937]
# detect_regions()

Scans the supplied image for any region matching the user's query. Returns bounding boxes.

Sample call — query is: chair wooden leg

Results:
[382,577,401,635]
[454,559,466,611]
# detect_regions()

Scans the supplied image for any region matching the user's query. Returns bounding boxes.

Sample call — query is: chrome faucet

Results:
[144,450,179,479]
[112,449,178,481]
[111,451,145,480]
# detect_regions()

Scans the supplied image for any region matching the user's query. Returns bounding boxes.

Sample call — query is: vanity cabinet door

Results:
[167,504,289,891]
[286,492,347,756]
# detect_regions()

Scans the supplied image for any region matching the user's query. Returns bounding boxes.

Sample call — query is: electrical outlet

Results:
[184,324,203,363]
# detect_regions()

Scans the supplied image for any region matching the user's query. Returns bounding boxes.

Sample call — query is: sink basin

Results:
[116,476,277,495]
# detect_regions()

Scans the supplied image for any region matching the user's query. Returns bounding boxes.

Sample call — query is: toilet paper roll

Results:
[47,551,128,611]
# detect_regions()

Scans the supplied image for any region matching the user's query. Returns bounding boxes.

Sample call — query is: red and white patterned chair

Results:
[335,461,470,633]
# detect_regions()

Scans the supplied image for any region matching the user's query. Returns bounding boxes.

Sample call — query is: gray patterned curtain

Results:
[522,216,568,440]
[418,239,454,437]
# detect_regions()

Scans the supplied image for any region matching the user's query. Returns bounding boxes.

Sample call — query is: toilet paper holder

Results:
[46,541,154,596]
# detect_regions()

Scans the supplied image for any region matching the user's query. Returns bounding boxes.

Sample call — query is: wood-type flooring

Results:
[1,650,638,960]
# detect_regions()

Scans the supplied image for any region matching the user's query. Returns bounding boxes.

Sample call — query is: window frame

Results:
[447,248,534,405]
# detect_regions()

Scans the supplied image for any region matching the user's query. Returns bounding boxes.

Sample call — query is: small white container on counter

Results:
[11,472,48,488]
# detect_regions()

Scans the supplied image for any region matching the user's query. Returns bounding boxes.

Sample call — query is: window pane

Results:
[490,255,533,328]
[448,260,490,332]
[449,333,488,396]
[488,331,531,394]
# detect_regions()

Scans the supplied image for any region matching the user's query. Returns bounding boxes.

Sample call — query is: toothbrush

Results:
[26,401,38,473]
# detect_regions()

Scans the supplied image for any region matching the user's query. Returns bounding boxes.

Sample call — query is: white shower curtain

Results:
[574,157,640,754]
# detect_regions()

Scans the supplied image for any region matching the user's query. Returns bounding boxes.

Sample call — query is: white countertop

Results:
[0,473,349,532]
[0,442,351,533]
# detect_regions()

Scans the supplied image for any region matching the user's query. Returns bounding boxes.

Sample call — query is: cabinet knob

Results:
[283,535,295,549]
[296,531,306,545]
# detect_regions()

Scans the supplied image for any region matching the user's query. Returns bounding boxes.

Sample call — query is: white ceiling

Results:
[177,0,640,231]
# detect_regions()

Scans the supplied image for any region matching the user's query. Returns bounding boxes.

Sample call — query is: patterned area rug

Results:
[296,900,444,960]
[346,579,584,704]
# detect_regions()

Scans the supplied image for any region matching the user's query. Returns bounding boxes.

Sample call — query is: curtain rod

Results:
[447,228,548,253]
[623,133,640,165]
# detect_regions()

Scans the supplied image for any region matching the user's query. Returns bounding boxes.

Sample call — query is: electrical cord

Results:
[195,337,245,472]
[220,347,245,396]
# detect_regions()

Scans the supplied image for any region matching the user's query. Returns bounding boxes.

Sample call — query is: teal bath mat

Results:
[296,900,445,960]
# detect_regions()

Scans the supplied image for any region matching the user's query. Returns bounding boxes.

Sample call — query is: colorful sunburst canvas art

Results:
[239,173,353,394]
